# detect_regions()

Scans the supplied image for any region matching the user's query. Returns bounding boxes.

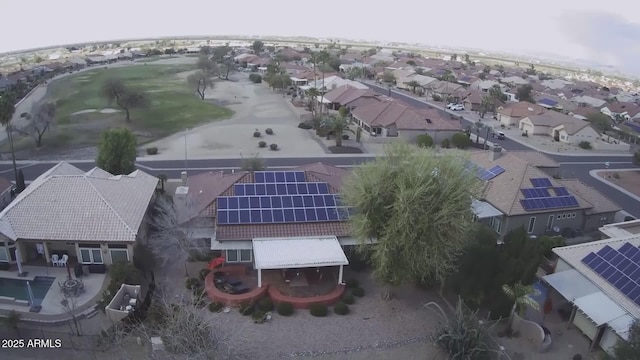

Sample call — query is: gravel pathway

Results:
[207,270,444,360]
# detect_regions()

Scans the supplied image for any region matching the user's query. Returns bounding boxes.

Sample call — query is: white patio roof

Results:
[291,77,307,82]
[608,313,634,340]
[315,95,331,103]
[252,236,349,270]
[471,199,502,219]
[574,292,628,326]
[543,269,599,301]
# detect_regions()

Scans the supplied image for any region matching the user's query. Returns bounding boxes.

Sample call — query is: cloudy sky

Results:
[1,0,639,75]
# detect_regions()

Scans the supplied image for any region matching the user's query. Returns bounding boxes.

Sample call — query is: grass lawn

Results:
[5,64,233,152]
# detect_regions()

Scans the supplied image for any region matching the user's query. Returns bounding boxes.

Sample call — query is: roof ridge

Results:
[507,161,534,215]
[85,177,137,237]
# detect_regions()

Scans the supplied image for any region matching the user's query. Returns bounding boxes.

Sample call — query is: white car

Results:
[446,103,456,109]
[450,104,465,111]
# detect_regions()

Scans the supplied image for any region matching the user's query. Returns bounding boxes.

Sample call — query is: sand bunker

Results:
[71,108,120,116]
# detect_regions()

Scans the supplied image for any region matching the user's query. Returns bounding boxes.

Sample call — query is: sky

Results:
[1,0,639,76]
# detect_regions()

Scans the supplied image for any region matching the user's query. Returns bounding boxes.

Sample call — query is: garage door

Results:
[600,327,620,355]
[573,310,598,340]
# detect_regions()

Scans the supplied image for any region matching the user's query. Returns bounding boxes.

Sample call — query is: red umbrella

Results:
[208,257,225,270]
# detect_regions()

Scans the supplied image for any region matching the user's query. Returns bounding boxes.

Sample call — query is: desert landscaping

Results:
[598,170,640,197]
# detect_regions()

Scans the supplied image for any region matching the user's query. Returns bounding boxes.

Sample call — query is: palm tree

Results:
[306,88,320,118]
[0,93,19,189]
[316,50,331,115]
[488,85,504,113]
[502,282,541,331]
[323,114,351,147]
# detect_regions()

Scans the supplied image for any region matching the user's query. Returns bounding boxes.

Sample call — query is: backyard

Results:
[4,64,233,153]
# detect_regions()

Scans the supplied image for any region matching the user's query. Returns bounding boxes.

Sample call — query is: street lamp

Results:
[184,128,190,173]
[387,84,392,97]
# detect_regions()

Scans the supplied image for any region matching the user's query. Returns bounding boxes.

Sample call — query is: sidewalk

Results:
[362,80,633,157]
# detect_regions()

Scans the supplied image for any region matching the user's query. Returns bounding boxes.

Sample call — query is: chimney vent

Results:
[489,145,503,161]
[180,171,187,186]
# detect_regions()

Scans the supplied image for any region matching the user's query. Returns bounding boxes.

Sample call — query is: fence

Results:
[0,327,105,352]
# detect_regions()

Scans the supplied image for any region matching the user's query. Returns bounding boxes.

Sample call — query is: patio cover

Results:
[543,269,599,301]
[574,292,628,326]
[608,314,635,340]
[252,236,349,270]
[471,199,502,219]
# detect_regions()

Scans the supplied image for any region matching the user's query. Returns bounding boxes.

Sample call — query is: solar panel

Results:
[553,187,570,196]
[255,172,266,183]
[234,184,245,196]
[530,178,553,188]
[266,184,277,195]
[520,195,579,211]
[488,165,505,176]
[581,242,640,305]
[254,171,306,183]
[521,188,551,198]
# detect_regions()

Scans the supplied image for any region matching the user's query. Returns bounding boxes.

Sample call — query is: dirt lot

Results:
[598,170,640,197]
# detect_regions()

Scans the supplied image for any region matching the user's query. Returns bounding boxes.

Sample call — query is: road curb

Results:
[589,169,640,202]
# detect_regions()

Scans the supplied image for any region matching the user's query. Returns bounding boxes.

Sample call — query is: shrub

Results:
[451,133,472,149]
[432,94,442,101]
[276,302,294,316]
[199,268,211,281]
[309,303,329,317]
[298,122,313,129]
[253,131,261,138]
[146,147,158,155]
[270,143,278,151]
[342,134,349,140]
[185,278,200,289]
[252,310,267,323]
[342,293,355,305]
[416,134,434,148]
[239,302,254,316]
[208,302,223,312]
[258,141,267,148]
[249,73,262,83]
[257,297,274,312]
[265,128,274,135]
[440,138,450,148]
[345,279,359,289]
[352,287,365,297]
[634,151,640,165]
[578,141,592,150]
[334,302,350,315]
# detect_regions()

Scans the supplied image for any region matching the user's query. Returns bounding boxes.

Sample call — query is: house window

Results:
[0,246,8,262]
[527,217,536,233]
[225,250,252,263]
[547,215,554,231]
[556,215,562,220]
[571,213,576,218]
[493,217,502,234]
[109,249,129,264]
[80,247,103,264]
[562,214,567,219]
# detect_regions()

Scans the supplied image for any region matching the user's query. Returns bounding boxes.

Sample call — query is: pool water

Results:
[0,276,56,301]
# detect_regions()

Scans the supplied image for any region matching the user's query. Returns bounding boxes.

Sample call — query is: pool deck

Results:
[0,265,109,323]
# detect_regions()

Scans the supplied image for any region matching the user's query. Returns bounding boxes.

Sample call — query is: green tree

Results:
[346,67,363,80]
[414,67,425,75]
[0,93,19,187]
[341,142,482,299]
[187,70,214,100]
[478,72,487,80]
[526,64,537,75]
[241,154,265,171]
[464,54,471,65]
[306,88,320,117]
[196,55,217,76]
[516,85,535,103]
[451,133,472,148]
[338,106,349,118]
[252,40,264,54]
[96,128,137,175]
[323,114,351,147]
[613,319,640,360]
[416,134,433,148]
[502,282,541,331]
[488,85,505,112]
[450,54,457,61]
[102,78,149,122]
[382,71,396,84]
[586,112,613,132]
[406,80,420,94]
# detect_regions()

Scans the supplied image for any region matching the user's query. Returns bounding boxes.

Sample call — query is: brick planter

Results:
[268,284,345,309]
[204,269,268,307]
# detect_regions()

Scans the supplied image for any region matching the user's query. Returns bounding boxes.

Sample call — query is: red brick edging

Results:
[204,270,268,307]
[268,285,346,309]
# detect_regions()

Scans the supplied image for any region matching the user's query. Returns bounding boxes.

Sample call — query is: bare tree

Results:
[147,195,208,277]
[196,55,218,77]
[102,78,149,122]
[60,293,83,336]
[187,70,214,100]
[217,59,235,80]
[16,101,56,147]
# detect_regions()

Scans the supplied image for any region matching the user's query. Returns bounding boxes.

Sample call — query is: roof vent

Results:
[527,107,534,111]
[426,118,432,124]
[175,186,189,196]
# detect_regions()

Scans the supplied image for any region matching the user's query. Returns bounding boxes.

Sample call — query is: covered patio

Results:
[252,236,349,288]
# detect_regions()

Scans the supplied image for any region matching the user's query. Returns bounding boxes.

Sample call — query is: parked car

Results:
[451,104,464,111]
[446,103,456,109]
[495,131,506,140]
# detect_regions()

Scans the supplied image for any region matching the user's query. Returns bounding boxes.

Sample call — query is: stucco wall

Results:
[584,212,616,233]
[505,210,585,237]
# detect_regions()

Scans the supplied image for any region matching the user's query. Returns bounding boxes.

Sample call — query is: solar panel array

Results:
[477,165,506,181]
[530,178,553,188]
[254,171,306,183]
[519,177,580,212]
[217,171,352,225]
[581,243,640,306]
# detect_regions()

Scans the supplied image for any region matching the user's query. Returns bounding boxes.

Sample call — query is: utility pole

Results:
[184,128,189,174]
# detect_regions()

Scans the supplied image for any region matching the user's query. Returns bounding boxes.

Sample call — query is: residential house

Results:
[175,165,357,288]
[396,74,437,94]
[540,79,572,90]
[500,76,530,86]
[571,107,600,121]
[601,102,640,121]
[497,101,547,127]
[519,112,600,145]
[0,177,14,210]
[322,85,379,111]
[571,95,607,109]
[301,76,367,94]
[0,162,158,267]
[534,94,577,113]
[350,97,461,142]
[470,80,501,93]
[462,91,484,111]
[457,75,475,87]
[468,148,619,239]
[424,80,464,100]
[542,224,640,355]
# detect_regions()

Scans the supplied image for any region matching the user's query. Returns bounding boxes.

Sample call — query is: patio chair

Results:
[59,254,68,267]
[51,254,60,266]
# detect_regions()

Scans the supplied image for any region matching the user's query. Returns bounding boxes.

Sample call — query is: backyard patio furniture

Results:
[226,277,242,286]
[59,254,69,267]
[232,284,250,294]
[51,254,61,266]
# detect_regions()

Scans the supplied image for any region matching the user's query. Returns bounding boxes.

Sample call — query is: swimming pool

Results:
[0,276,56,301]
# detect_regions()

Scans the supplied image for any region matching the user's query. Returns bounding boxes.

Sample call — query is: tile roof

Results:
[468,151,593,216]
[323,85,378,105]
[0,176,13,193]
[557,179,620,215]
[553,236,640,318]
[351,97,461,131]
[606,102,640,117]
[506,151,559,168]
[0,162,158,242]
[524,112,593,135]
[497,101,546,119]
